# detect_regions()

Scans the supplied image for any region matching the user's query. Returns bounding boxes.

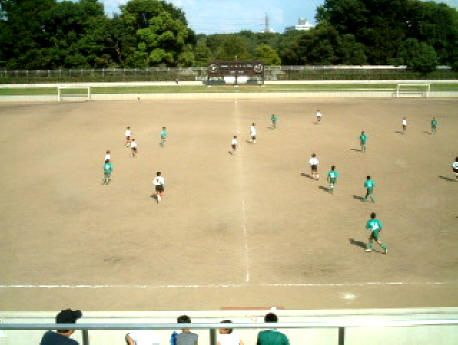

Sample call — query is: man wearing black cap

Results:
[40,309,82,345]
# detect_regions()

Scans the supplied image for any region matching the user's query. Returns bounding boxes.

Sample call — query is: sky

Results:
[100,0,325,34]
[100,0,457,34]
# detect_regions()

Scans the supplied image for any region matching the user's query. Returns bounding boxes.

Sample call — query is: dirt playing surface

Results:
[0,97,457,311]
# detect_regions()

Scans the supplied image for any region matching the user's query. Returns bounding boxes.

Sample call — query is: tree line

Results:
[0,0,456,73]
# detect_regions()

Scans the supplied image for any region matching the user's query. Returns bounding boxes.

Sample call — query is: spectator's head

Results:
[219,320,233,334]
[177,314,191,332]
[264,313,278,323]
[56,309,82,335]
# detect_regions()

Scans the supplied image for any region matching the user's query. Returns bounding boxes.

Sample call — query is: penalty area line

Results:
[0,281,457,289]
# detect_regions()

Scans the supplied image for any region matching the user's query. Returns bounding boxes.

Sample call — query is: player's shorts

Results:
[104,172,111,177]
[126,136,131,140]
[370,230,381,241]
[329,178,336,184]
[366,188,373,194]
[131,147,137,152]
[453,168,458,173]
[232,144,236,150]
[311,165,318,171]
[360,140,366,145]
[155,185,164,192]
[251,135,256,140]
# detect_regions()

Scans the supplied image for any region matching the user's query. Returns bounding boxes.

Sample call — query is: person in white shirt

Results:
[231,136,238,154]
[309,153,319,180]
[315,109,322,123]
[104,150,111,161]
[125,126,132,147]
[453,157,458,181]
[125,331,161,345]
[130,139,137,157]
[153,171,165,202]
[218,320,244,345]
[402,117,407,134]
[250,123,256,143]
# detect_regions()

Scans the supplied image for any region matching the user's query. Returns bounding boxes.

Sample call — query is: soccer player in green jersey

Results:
[271,114,278,129]
[160,126,168,147]
[364,175,375,202]
[327,165,340,193]
[103,159,113,185]
[431,117,438,134]
[359,131,368,152]
[365,212,387,254]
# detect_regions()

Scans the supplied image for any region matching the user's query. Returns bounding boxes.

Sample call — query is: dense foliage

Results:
[0,0,456,72]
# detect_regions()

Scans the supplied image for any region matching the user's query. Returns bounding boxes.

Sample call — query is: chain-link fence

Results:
[0,66,455,84]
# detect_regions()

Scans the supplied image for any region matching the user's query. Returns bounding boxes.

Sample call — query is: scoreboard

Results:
[208,61,264,78]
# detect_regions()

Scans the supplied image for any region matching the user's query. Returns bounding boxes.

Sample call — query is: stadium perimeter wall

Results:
[1,308,458,345]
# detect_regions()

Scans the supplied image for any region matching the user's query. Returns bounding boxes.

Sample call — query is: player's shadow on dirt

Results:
[319,185,332,193]
[394,130,404,134]
[300,173,314,179]
[423,130,432,135]
[267,126,276,130]
[350,148,363,152]
[245,140,254,144]
[352,195,366,202]
[349,238,367,249]
[438,175,456,182]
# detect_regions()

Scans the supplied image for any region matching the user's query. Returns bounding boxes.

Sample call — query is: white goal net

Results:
[396,83,430,98]
[57,86,91,102]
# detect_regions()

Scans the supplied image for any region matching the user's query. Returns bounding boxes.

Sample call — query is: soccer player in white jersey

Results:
[315,109,322,123]
[231,136,238,154]
[104,150,111,161]
[130,138,137,157]
[453,157,458,181]
[125,126,132,147]
[250,123,257,143]
[153,171,165,202]
[309,153,319,180]
[402,117,407,134]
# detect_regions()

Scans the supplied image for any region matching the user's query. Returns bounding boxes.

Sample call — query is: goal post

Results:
[396,83,430,98]
[57,86,91,102]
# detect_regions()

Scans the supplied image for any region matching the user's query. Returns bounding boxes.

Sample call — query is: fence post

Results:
[209,328,217,345]
[82,330,89,345]
[338,327,345,345]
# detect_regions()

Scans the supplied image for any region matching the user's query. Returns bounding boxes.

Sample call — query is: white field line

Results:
[234,99,250,283]
[0,281,457,289]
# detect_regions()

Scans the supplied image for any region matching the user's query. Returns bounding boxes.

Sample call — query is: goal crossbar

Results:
[57,86,91,102]
[396,83,430,98]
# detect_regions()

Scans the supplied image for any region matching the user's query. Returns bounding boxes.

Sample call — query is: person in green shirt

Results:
[271,114,278,129]
[364,175,375,202]
[103,159,113,185]
[359,130,368,152]
[327,165,340,194]
[257,313,289,345]
[431,117,438,134]
[365,212,387,254]
[160,126,168,147]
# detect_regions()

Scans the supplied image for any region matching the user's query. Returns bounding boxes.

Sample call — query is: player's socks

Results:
[380,243,387,249]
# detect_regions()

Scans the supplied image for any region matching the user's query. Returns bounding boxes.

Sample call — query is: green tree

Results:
[398,38,438,74]
[254,44,281,65]
[121,0,195,66]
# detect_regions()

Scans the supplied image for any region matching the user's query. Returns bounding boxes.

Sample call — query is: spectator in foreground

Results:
[171,314,198,345]
[125,330,160,345]
[40,309,82,345]
[256,313,289,345]
[218,320,244,345]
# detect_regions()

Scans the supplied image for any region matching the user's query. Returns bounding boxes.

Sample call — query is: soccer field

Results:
[0,98,457,311]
